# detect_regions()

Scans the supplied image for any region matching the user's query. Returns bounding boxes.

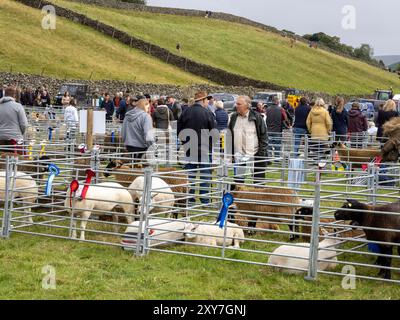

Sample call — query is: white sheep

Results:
[184,221,245,248]
[122,219,188,249]
[267,231,340,274]
[0,171,38,223]
[65,182,134,240]
[128,176,175,217]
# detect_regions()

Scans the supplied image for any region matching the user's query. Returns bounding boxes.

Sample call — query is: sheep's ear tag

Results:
[348,203,352,208]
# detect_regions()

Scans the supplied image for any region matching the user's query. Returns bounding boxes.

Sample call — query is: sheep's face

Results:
[295,207,313,220]
[104,159,122,177]
[184,223,198,240]
[334,199,363,221]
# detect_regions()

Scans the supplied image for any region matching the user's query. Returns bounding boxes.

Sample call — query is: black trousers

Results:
[126,146,148,161]
[232,155,267,190]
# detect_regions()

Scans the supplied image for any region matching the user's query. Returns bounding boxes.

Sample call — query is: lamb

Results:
[334,199,400,279]
[65,182,134,241]
[122,219,188,249]
[128,176,175,218]
[232,186,300,239]
[0,171,38,223]
[184,221,245,248]
[105,160,188,218]
[331,142,381,168]
[268,229,340,274]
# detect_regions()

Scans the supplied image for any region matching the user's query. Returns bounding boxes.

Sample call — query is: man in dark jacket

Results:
[228,95,268,185]
[20,87,35,106]
[167,96,182,120]
[293,97,311,155]
[177,91,217,204]
[116,96,130,122]
[101,93,115,121]
[152,98,174,129]
[265,97,289,157]
[348,102,368,148]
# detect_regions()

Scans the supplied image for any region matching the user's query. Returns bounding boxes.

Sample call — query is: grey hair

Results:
[215,101,224,109]
[238,95,252,108]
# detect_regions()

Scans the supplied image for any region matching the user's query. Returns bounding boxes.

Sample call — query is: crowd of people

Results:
[1,84,399,161]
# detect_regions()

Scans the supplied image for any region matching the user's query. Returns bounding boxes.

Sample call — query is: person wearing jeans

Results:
[292,97,311,155]
[266,96,289,158]
[177,91,217,205]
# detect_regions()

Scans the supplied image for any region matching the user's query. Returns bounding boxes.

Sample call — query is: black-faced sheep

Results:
[334,199,400,279]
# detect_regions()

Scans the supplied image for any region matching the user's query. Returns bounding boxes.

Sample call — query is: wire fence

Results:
[1,127,399,285]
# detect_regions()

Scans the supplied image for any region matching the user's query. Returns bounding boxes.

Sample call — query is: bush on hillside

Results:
[303,32,380,67]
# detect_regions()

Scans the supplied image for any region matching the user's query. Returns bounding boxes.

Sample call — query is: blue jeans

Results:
[293,127,308,155]
[268,132,282,157]
[185,163,212,204]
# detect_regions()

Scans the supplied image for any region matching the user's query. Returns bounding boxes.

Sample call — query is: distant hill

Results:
[47,0,400,95]
[375,55,400,67]
[0,0,206,84]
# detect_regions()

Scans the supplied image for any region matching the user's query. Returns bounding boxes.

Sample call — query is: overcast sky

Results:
[148,0,399,56]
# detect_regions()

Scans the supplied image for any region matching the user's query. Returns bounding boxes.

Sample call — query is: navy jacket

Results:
[330,107,348,136]
[101,99,115,120]
[293,103,311,130]
[177,103,216,162]
[215,108,229,131]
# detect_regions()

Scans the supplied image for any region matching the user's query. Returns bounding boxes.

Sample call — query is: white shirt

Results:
[233,111,259,156]
[64,105,79,123]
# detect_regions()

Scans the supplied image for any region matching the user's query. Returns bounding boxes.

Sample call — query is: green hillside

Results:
[48,0,400,95]
[0,0,206,84]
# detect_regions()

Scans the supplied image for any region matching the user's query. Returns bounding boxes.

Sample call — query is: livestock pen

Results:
[1,140,400,286]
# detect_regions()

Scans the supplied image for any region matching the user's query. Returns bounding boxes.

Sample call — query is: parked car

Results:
[210,93,238,113]
[344,101,375,120]
[251,91,283,109]
[54,83,89,107]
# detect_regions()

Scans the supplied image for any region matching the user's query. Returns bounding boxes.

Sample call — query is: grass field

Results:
[0,0,206,84]
[1,166,400,300]
[1,230,400,299]
[48,0,400,95]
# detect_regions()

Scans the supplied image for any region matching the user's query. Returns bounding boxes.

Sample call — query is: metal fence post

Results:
[135,167,153,256]
[91,148,100,184]
[304,135,309,180]
[371,164,377,205]
[1,156,13,238]
[305,165,322,281]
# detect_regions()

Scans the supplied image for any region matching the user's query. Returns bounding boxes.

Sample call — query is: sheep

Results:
[268,229,340,274]
[122,219,188,249]
[0,171,38,223]
[0,153,50,176]
[128,176,175,218]
[334,199,400,279]
[65,182,134,241]
[184,221,245,248]
[296,207,365,240]
[232,186,300,239]
[331,142,381,168]
[105,160,189,218]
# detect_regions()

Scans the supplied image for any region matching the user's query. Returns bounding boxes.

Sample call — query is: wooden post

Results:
[87,108,94,150]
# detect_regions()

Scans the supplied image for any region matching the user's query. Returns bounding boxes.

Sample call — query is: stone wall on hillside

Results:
[15,0,289,91]
[62,0,380,66]
[0,72,365,103]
